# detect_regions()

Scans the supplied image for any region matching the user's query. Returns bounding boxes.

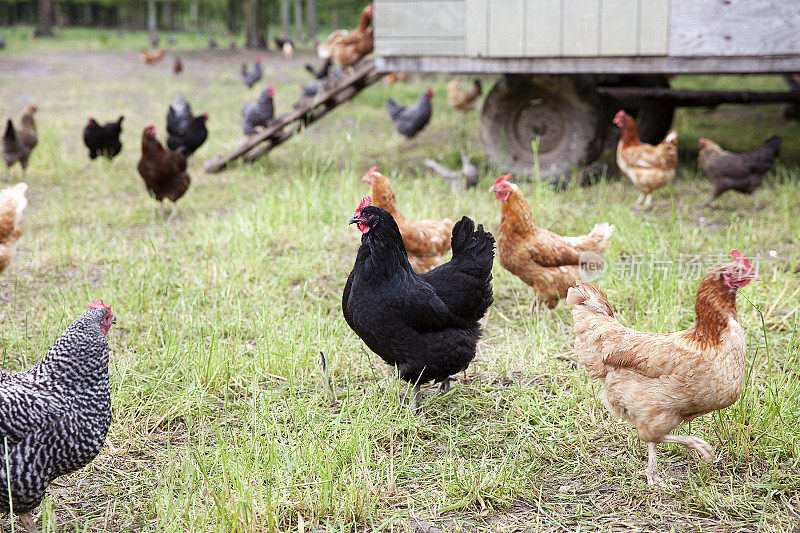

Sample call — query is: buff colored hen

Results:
[613,110,677,211]
[568,251,758,486]
[362,167,453,273]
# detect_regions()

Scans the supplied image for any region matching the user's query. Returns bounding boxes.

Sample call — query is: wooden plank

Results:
[465,0,489,56]
[526,0,562,57]
[487,0,525,57]
[600,0,638,56]
[562,0,601,56]
[596,86,800,106]
[377,54,800,74]
[374,1,465,38]
[638,0,668,55]
[377,37,465,56]
[669,0,800,57]
[203,61,380,173]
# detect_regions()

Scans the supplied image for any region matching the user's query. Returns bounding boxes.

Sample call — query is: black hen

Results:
[0,300,114,531]
[305,58,333,79]
[386,88,433,139]
[241,56,263,88]
[343,196,494,409]
[697,136,781,209]
[167,114,208,155]
[166,94,208,155]
[83,116,124,163]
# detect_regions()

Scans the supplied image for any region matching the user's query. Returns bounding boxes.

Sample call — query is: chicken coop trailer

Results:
[374,0,800,178]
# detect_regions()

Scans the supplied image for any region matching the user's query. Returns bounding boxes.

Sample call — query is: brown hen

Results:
[613,110,677,211]
[490,174,613,310]
[362,167,453,273]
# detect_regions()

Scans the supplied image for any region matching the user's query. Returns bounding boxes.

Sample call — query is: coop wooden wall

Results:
[374,0,799,59]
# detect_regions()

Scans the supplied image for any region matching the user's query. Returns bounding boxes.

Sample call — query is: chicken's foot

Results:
[19,512,36,533]
[696,196,715,209]
[751,192,762,210]
[436,377,453,395]
[638,442,666,487]
[661,434,715,463]
[166,203,179,223]
[632,193,645,210]
[642,194,654,211]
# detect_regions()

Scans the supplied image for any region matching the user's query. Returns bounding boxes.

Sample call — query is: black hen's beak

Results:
[348,215,361,225]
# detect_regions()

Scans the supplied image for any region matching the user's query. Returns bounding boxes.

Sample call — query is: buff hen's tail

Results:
[0,182,28,273]
[567,282,617,379]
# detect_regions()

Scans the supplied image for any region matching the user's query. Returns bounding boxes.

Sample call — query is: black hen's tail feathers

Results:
[4,119,15,141]
[763,136,782,155]
[421,216,494,324]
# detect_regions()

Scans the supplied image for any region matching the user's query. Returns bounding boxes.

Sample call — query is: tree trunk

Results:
[164,1,175,30]
[190,1,198,29]
[306,0,316,42]
[227,0,239,33]
[293,0,303,42]
[258,0,270,48]
[244,0,263,48]
[35,0,53,37]
[147,0,157,33]
[280,0,289,38]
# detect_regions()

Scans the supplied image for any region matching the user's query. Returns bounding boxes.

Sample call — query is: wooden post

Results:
[306,0,317,42]
[293,0,303,42]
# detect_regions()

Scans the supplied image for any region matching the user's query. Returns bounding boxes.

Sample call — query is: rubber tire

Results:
[480,75,606,180]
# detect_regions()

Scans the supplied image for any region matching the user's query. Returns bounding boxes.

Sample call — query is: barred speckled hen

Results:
[0,300,115,531]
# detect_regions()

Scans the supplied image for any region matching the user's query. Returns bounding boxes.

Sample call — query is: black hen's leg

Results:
[409,383,421,412]
[437,377,452,395]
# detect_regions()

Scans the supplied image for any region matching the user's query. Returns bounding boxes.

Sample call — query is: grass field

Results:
[0,28,799,532]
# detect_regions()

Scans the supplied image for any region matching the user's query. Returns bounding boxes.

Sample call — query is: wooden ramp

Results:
[204,59,382,173]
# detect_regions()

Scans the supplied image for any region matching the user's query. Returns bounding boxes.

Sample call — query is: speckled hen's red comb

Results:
[493,174,512,187]
[367,166,378,174]
[87,300,111,311]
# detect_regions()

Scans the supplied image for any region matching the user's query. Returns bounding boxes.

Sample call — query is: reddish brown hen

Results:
[137,125,190,220]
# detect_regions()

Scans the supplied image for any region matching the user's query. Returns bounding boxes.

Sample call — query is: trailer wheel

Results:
[480,75,605,179]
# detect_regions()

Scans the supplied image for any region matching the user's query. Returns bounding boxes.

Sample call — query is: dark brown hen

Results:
[137,125,190,218]
[697,136,781,209]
